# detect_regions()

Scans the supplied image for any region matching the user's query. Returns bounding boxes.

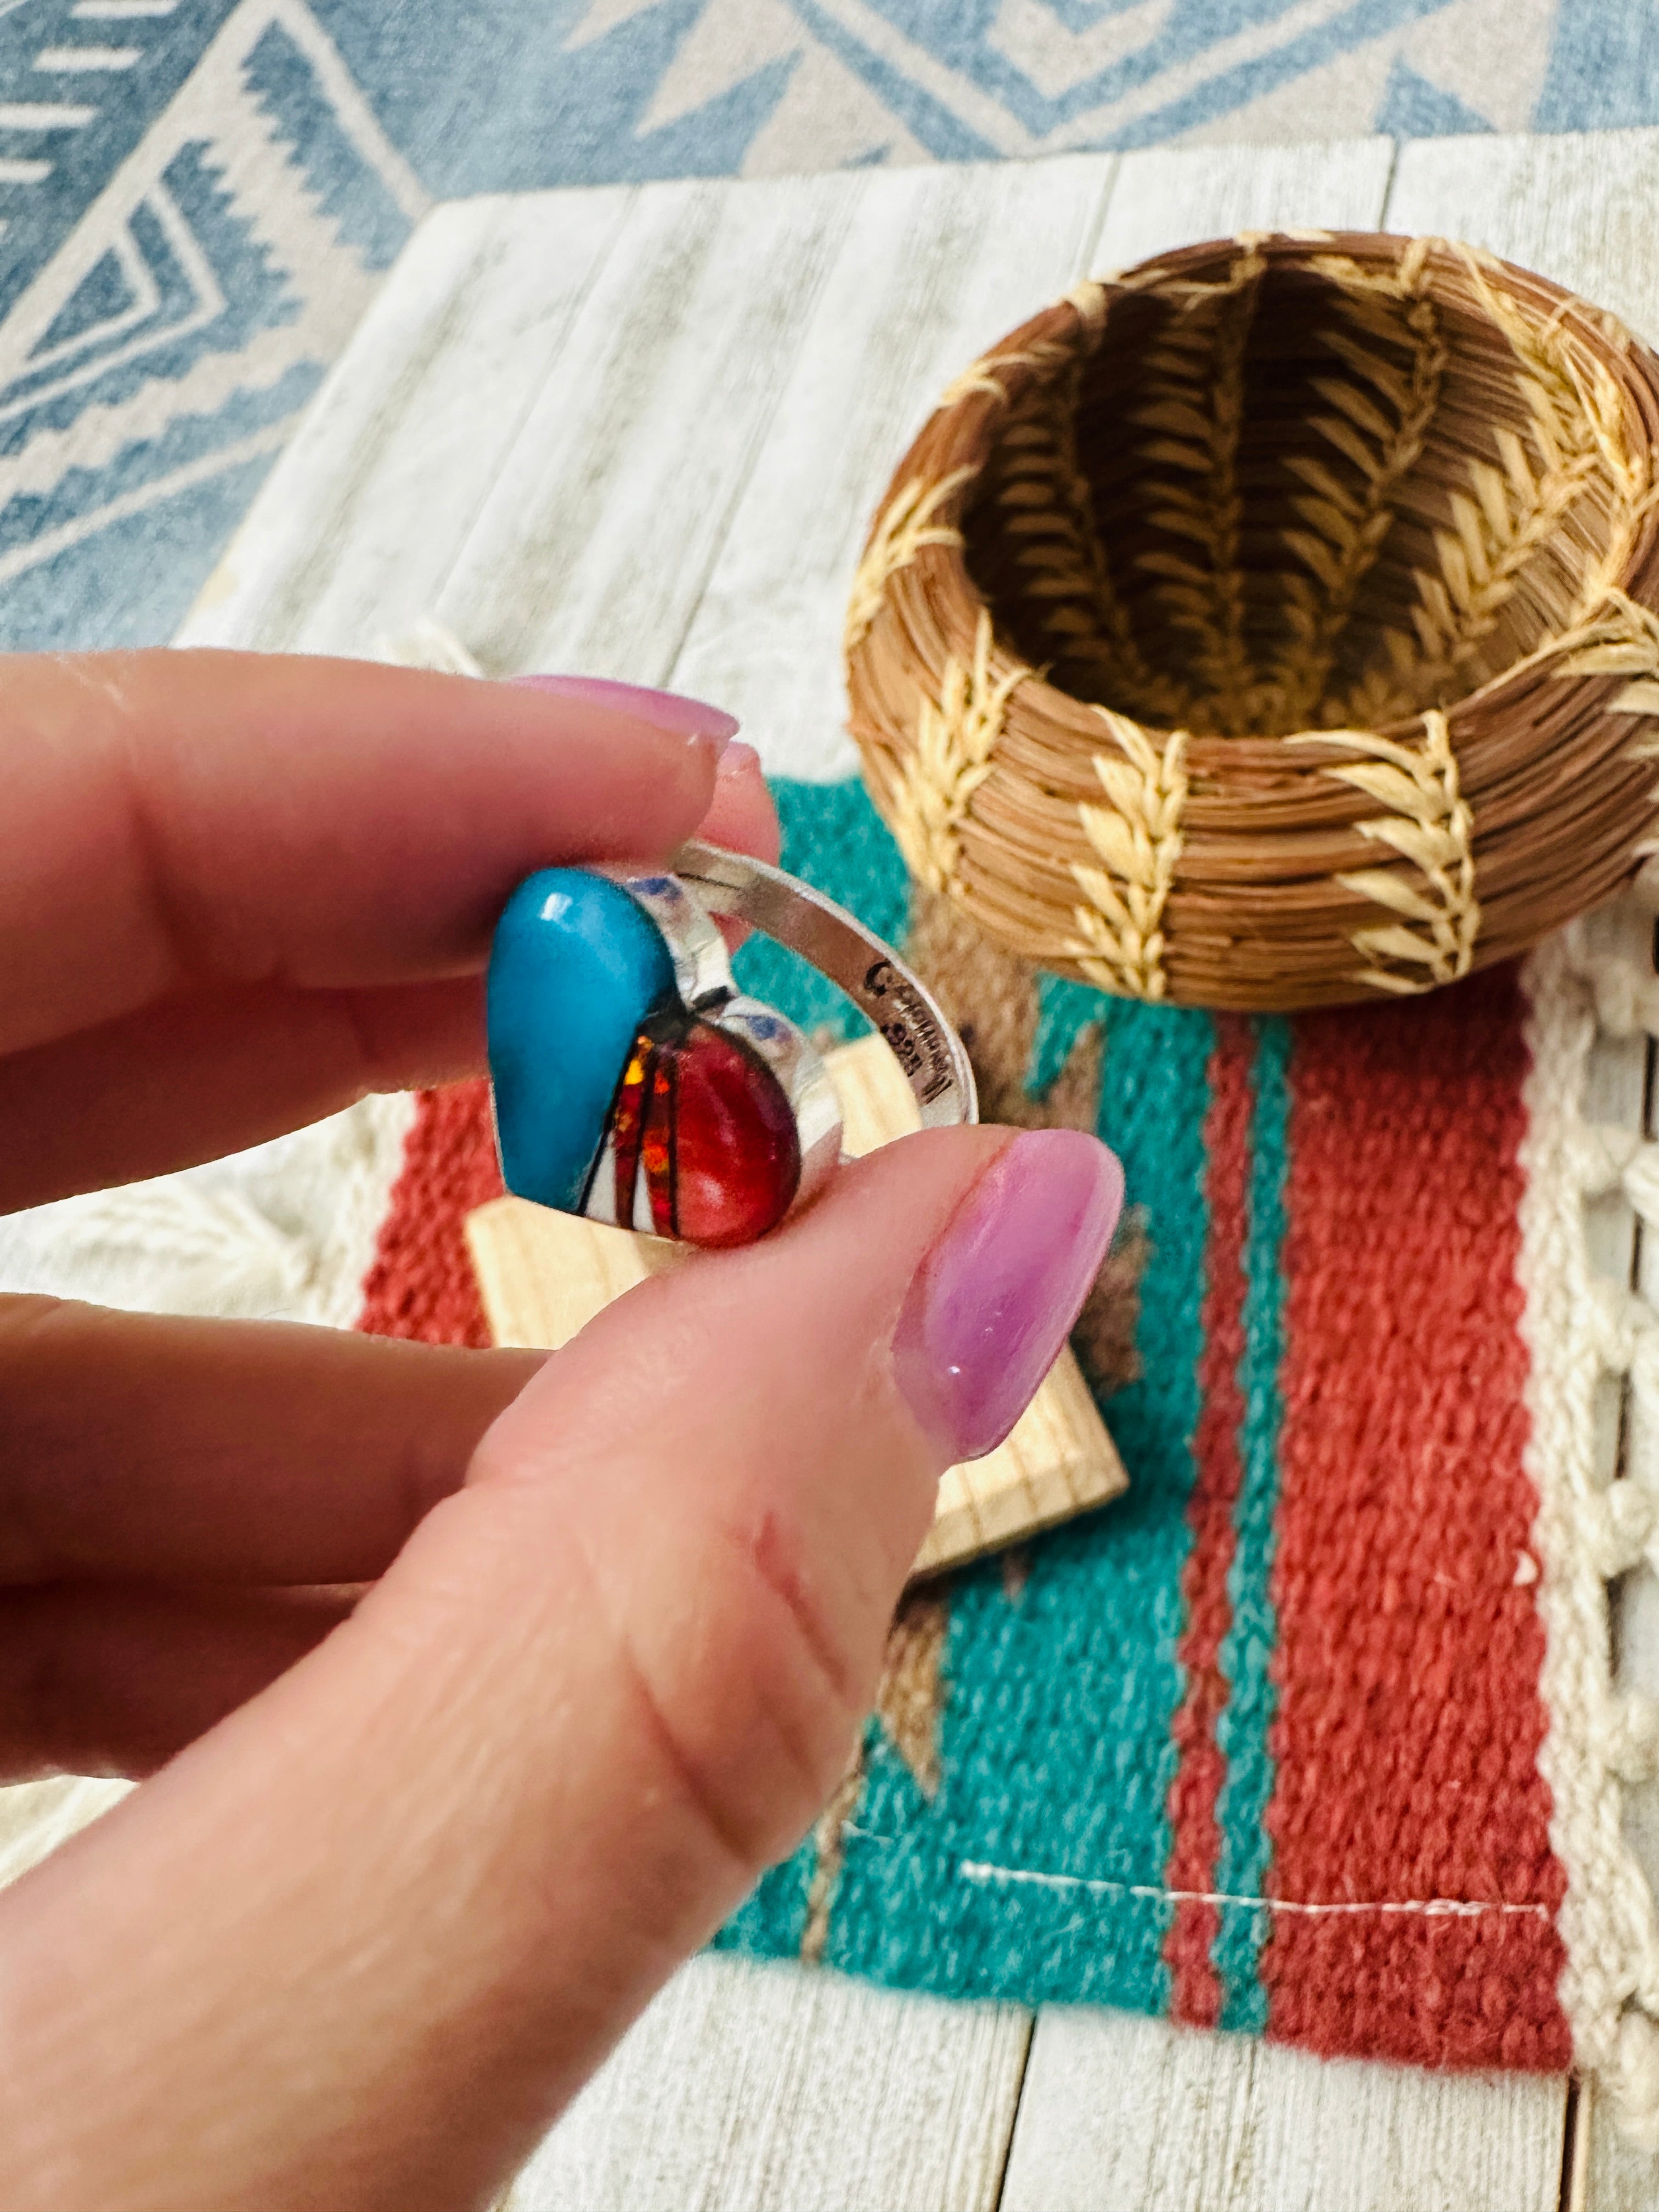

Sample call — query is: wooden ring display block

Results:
[465,1034,1126,1579]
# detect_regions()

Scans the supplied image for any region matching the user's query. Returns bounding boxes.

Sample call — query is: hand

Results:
[0,649,1122,2210]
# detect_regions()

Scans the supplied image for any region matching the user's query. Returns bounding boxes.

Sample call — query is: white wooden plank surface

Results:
[1385,127,1659,351]
[512,1954,1030,2212]
[180,187,636,657]
[1000,2007,1565,2212]
[669,153,1116,781]
[1585,2067,1659,2212]
[1089,134,1397,271]
[153,127,1659,2212]
[430,170,864,682]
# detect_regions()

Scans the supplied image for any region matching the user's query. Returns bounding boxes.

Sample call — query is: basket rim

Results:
[886,228,1659,757]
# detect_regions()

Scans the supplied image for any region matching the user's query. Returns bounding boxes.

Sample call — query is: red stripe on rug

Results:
[1164,1014,1254,2027]
[357,1081,502,1346]
[1260,967,1570,2070]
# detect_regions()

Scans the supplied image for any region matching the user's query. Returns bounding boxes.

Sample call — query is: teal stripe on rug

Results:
[718,778,916,1962]
[1212,1014,1292,2030]
[720,779,1221,2016]
[820,985,1217,2012]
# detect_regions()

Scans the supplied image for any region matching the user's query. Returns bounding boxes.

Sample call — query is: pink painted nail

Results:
[893,1130,1123,1463]
[509,673,739,747]
[715,738,762,781]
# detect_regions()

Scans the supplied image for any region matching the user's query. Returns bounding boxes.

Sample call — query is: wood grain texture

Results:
[669,153,1118,781]
[177,187,636,656]
[1089,134,1398,272]
[998,2006,1565,2212]
[1581,2067,1659,2212]
[428,171,871,684]
[463,1199,672,1342]
[463,1035,1127,1581]
[512,1953,1030,2212]
[1385,127,1659,346]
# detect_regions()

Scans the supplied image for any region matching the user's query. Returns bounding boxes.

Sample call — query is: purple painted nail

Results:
[893,1130,1124,1463]
[715,738,763,781]
[510,673,739,747]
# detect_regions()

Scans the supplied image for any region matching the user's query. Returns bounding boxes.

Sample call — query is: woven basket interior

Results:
[961,241,1631,742]
[847,234,1659,1010]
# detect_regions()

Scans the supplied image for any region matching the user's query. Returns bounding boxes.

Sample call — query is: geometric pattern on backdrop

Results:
[0,0,1647,650]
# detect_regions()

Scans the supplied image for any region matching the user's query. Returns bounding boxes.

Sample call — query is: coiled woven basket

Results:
[844,232,1659,1011]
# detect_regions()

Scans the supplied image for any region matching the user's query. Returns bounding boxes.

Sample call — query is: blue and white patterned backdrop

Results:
[1,0,1652,651]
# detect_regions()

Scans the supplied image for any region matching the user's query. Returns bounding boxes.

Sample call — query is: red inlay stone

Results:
[610,1039,652,1224]
[643,1050,677,1239]
[604,1017,802,1247]
[672,1019,800,1248]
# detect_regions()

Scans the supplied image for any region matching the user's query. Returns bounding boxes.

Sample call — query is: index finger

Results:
[0,650,736,1058]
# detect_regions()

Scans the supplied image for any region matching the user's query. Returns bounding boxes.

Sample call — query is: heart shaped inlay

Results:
[487,866,840,1248]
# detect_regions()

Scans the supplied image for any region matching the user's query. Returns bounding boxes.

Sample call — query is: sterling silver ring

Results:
[486,840,977,1250]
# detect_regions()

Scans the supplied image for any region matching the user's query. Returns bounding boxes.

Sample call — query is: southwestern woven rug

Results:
[10,753,1659,2114]
[341,774,1659,2128]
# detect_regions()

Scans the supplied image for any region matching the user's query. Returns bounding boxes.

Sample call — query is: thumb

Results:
[0,1125,1121,2212]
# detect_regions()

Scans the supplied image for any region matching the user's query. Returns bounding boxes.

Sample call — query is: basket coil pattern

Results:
[844,234,1659,1011]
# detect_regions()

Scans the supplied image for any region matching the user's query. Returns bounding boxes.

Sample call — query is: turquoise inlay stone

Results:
[487,868,676,1211]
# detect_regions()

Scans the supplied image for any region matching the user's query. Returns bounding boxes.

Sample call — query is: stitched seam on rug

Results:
[957,1860,1552,1919]
[1519,895,1659,2146]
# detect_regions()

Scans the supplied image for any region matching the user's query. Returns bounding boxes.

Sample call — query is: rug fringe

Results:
[1519,894,1659,2145]
[4,1092,418,1331]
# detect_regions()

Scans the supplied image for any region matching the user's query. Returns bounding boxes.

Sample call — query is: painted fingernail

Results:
[893,1129,1123,1463]
[510,673,739,747]
[715,738,762,781]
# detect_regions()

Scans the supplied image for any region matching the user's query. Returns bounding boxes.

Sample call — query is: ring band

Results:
[671,840,978,1129]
